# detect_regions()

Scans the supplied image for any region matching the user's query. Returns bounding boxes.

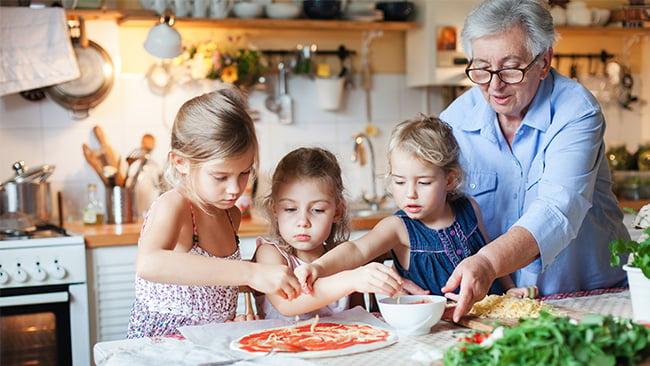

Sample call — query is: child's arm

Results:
[135,192,301,299]
[294,215,407,293]
[257,242,401,316]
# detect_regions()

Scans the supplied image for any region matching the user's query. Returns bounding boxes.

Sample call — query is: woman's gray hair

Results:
[461,0,558,59]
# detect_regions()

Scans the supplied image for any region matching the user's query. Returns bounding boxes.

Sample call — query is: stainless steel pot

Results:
[0,161,55,227]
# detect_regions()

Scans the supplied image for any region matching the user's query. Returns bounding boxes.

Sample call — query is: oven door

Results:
[0,285,72,366]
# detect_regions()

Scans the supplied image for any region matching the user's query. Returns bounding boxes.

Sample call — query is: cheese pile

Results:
[468,294,562,319]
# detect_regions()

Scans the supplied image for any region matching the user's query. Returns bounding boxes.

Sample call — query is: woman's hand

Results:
[441,252,497,322]
[250,263,301,300]
[227,313,261,322]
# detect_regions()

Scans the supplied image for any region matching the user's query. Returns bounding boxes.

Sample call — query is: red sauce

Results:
[236,322,389,353]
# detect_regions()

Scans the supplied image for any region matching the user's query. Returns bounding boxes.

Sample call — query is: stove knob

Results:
[0,269,9,284]
[51,265,67,280]
[32,265,48,282]
[12,267,28,283]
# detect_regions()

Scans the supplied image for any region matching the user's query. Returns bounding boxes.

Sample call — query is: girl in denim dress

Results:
[296,115,534,299]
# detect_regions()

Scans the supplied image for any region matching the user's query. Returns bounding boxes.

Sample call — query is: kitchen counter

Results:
[67,213,388,249]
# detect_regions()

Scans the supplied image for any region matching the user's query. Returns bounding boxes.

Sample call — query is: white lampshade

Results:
[144,10,182,59]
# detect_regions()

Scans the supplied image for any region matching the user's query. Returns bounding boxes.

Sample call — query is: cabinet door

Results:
[87,245,137,344]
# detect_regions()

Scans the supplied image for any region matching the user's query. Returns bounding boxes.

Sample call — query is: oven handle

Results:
[0,291,69,307]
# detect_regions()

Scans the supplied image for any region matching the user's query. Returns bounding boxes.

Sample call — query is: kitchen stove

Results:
[0,225,90,365]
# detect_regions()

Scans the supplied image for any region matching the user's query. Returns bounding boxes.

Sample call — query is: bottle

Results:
[83,183,105,225]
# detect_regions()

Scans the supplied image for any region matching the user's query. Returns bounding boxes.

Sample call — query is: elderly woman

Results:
[439,0,628,321]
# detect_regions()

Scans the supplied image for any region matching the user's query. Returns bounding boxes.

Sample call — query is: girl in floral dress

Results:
[127,86,301,338]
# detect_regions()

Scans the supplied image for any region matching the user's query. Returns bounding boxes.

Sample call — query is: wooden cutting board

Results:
[442,304,594,332]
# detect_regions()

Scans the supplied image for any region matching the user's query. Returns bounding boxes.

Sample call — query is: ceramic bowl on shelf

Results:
[376,1,414,21]
[303,0,342,20]
[377,295,446,336]
[233,1,265,18]
[265,3,301,19]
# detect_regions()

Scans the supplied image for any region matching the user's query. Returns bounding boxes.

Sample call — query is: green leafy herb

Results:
[443,312,650,366]
[609,210,650,279]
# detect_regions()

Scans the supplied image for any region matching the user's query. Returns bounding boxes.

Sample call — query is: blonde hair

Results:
[260,147,350,254]
[162,85,259,211]
[387,114,464,200]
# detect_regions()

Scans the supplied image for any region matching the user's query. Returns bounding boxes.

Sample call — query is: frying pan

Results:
[45,19,114,120]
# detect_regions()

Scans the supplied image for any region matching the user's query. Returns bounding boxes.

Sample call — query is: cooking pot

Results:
[0,161,55,229]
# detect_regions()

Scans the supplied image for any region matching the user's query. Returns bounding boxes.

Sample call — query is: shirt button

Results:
[469,183,477,190]
[456,249,463,255]
[450,230,456,236]
[513,193,518,199]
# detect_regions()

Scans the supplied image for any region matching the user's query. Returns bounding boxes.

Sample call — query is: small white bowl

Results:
[233,2,264,18]
[265,3,301,19]
[378,295,446,336]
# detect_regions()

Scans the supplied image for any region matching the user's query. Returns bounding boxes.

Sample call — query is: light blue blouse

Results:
[440,68,628,296]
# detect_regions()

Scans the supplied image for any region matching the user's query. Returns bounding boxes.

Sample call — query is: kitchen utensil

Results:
[0,161,55,226]
[105,185,136,224]
[361,31,381,137]
[276,61,293,124]
[93,125,124,186]
[83,143,109,185]
[44,18,114,119]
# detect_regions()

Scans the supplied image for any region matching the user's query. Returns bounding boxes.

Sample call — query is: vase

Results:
[624,264,650,324]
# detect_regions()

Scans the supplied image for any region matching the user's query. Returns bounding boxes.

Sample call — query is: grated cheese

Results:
[468,294,561,319]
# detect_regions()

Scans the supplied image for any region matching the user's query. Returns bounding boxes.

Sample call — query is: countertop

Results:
[67,213,388,249]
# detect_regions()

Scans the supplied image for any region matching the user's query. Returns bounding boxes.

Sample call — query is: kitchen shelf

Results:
[556,25,650,37]
[66,9,419,31]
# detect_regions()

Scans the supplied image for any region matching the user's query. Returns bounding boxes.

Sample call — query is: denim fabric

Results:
[393,197,503,296]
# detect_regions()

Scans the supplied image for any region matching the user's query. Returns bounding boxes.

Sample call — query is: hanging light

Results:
[144,9,182,59]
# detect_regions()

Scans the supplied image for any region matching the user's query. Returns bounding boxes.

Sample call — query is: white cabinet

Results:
[406,0,480,86]
[86,245,137,345]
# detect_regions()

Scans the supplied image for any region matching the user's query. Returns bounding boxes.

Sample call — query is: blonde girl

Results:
[127,86,301,338]
[254,147,402,320]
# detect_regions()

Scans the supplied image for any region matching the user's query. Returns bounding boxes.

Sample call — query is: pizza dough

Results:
[230,321,398,358]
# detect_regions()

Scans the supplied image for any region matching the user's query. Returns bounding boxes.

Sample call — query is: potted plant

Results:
[610,208,650,324]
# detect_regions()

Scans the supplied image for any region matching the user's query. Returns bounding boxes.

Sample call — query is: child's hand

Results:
[350,262,404,296]
[250,263,301,301]
[401,278,430,295]
[506,286,538,299]
[294,263,319,295]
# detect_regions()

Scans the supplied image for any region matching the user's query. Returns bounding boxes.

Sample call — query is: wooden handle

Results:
[82,143,108,185]
[93,126,125,186]
[141,134,155,153]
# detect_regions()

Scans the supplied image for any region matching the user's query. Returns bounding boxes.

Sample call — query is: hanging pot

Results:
[45,18,114,120]
[0,161,55,228]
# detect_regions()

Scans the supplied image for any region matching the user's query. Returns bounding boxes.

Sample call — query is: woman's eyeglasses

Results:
[465,53,542,85]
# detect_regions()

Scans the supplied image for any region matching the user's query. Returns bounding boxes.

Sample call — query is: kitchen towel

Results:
[0,7,80,96]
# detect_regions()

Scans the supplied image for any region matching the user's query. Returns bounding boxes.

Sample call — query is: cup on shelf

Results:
[173,0,190,17]
[192,0,209,18]
[210,0,233,18]
[549,5,567,26]
[566,1,591,26]
[590,8,611,26]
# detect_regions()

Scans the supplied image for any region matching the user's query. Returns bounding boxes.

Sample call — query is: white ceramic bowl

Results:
[265,3,301,19]
[378,295,446,336]
[233,2,264,18]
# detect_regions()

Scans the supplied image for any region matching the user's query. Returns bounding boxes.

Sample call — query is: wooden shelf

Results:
[66,9,419,31]
[556,25,650,37]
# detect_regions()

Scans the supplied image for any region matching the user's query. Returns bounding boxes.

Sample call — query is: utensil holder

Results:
[316,77,345,110]
[105,186,136,224]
